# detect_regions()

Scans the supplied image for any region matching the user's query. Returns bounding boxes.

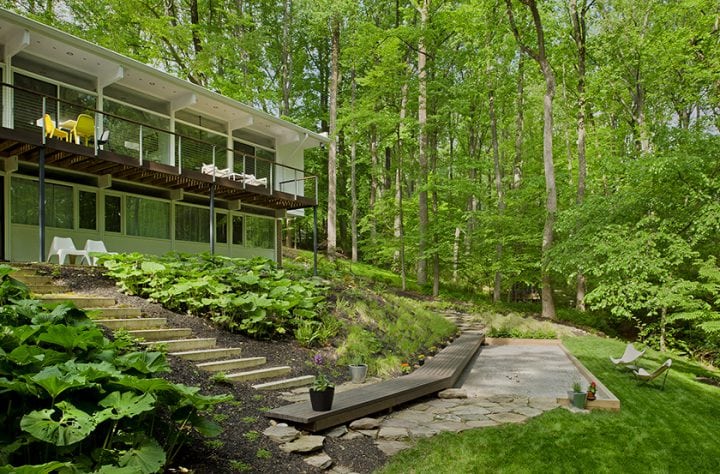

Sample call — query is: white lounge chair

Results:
[610,343,645,368]
[83,239,117,266]
[201,163,234,179]
[634,359,672,389]
[47,237,89,265]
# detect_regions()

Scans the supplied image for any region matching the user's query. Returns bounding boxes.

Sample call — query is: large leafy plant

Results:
[99,253,327,339]
[0,265,230,473]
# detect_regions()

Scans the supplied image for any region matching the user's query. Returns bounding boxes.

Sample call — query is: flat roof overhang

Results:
[0,127,317,211]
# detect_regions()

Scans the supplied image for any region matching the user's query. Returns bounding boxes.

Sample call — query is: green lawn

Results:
[380,336,720,473]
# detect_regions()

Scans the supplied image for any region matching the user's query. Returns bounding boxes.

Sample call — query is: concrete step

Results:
[141,338,216,352]
[127,328,192,341]
[12,275,54,285]
[95,318,167,330]
[196,357,266,372]
[170,347,243,361]
[85,307,143,319]
[252,375,315,391]
[29,285,69,294]
[39,294,116,308]
[226,366,292,383]
[10,268,42,277]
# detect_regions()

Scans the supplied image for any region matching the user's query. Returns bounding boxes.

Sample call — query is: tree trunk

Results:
[326,14,340,261]
[660,307,667,352]
[369,124,378,242]
[506,0,557,319]
[513,56,524,188]
[350,70,358,262]
[489,86,504,303]
[395,81,409,290]
[280,0,293,116]
[416,0,430,287]
[571,0,588,311]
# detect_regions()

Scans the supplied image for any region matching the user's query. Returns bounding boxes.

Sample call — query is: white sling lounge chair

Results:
[47,237,89,265]
[634,359,672,389]
[610,343,645,368]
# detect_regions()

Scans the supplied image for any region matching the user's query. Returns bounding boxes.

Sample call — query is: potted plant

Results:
[348,355,368,384]
[587,381,597,401]
[570,380,587,409]
[309,353,335,411]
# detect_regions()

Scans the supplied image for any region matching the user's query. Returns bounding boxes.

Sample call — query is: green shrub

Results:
[99,253,327,339]
[0,270,230,473]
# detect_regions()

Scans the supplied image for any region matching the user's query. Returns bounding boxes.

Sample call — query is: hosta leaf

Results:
[118,437,165,474]
[0,461,74,474]
[30,366,87,399]
[236,272,260,286]
[0,376,40,397]
[37,324,102,352]
[111,375,175,393]
[99,391,156,420]
[93,465,138,474]
[188,413,222,437]
[20,401,96,446]
[115,352,169,374]
[141,262,166,273]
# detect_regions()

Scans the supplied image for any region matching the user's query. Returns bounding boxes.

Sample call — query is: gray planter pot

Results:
[349,364,368,383]
[570,391,587,409]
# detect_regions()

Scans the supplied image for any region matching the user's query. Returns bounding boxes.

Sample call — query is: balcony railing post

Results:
[41,96,47,145]
[139,125,144,165]
[294,169,298,199]
[270,163,273,194]
[178,137,182,174]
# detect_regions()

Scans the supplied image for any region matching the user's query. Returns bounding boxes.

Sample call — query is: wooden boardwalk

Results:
[265,331,485,432]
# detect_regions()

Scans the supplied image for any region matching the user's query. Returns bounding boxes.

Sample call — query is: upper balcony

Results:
[0,83,319,210]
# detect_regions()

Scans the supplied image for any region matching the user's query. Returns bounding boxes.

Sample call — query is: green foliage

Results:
[0,266,29,304]
[100,253,327,340]
[0,271,230,472]
[333,288,456,376]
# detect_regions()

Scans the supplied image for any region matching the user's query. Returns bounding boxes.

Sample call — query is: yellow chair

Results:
[71,114,95,145]
[43,114,70,142]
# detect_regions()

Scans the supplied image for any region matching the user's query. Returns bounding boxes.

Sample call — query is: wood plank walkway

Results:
[265,331,485,432]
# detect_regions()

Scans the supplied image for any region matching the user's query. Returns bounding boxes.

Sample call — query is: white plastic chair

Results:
[610,343,645,368]
[201,163,235,178]
[47,237,89,265]
[83,239,117,266]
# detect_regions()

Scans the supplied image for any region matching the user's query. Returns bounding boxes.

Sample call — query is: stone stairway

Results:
[11,266,311,390]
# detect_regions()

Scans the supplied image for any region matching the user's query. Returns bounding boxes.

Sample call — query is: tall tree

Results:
[416,0,430,287]
[506,0,557,318]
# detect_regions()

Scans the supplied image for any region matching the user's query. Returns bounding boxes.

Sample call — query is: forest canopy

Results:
[5,0,719,361]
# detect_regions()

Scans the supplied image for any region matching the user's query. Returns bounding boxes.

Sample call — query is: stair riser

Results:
[128,329,192,341]
[197,357,266,372]
[39,296,117,308]
[227,366,291,383]
[29,286,69,294]
[96,318,167,330]
[85,308,143,319]
[12,276,54,285]
[253,375,315,391]
[142,339,216,351]
[170,348,243,361]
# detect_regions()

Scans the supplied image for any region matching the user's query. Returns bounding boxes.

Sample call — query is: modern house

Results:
[0,9,327,264]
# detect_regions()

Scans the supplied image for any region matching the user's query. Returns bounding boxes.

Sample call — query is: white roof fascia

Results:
[0,9,330,146]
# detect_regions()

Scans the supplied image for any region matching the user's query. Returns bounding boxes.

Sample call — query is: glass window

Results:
[216,213,228,243]
[105,195,121,232]
[11,179,72,229]
[232,215,243,245]
[175,204,210,242]
[14,73,57,133]
[46,184,73,229]
[126,196,169,239]
[11,178,39,225]
[176,122,227,172]
[246,216,274,249]
[103,99,171,164]
[79,191,97,230]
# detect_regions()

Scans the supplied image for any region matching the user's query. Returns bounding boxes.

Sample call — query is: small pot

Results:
[349,364,368,384]
[586,391,596,401]
[570,391,587,409]
[309,387,335,411]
